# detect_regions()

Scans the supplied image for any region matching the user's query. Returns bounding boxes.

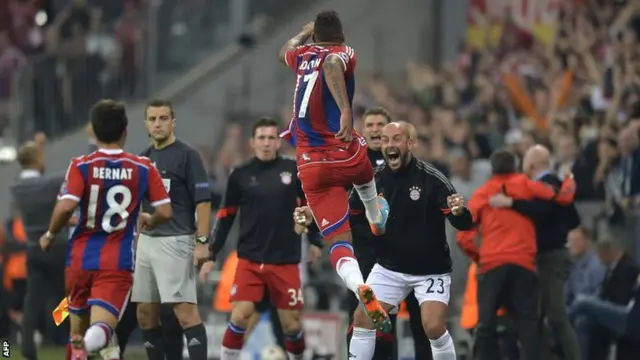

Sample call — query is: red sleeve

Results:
[146,163,171,207]
[525,177,576,204]
[466,191,484,223]
[58,160,84,202]
[284,45,309,72]
[525,178,556,199]
[457,229,480,263]
[328,46,356,75]
[555,177,576,204]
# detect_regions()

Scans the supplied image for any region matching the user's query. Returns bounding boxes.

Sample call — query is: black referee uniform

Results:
[118,139,212,360]
[210,155,323,347]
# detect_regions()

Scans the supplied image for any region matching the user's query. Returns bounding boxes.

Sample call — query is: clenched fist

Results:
[447,194,465,216]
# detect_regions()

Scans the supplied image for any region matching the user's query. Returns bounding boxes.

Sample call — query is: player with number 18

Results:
[39,100,173,360]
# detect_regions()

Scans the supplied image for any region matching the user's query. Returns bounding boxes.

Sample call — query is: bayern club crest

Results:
[409,186,422,201]
[280,171,292,185]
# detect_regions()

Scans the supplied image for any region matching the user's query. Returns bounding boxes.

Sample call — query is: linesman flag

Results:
[52,297,69,326]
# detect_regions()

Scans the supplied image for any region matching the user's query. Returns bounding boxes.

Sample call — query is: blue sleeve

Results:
[584,261,607,297]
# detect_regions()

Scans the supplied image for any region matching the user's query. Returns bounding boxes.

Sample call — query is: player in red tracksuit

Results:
[39,100,172,360]
[278,10,392,331]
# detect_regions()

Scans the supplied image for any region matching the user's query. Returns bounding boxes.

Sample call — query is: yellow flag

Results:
[52,298,69,326]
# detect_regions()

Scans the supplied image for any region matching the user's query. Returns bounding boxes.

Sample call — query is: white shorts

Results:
[366,263,451,307]
[131,233,197,304]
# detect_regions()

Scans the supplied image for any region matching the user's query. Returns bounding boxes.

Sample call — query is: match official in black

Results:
[11,134,69,360]
[201,117,323,359]
[131,99,210,360]
[347,108,429,360]
[488,144,581,360]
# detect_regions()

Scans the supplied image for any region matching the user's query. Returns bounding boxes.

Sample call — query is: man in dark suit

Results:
[9,135,68,360]
[488,144,581,360]
[569,238,640,360]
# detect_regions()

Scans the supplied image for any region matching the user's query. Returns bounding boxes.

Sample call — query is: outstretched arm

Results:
[278,22,314,65]
[526,176,576,205]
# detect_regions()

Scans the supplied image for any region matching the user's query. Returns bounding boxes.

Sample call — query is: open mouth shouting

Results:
[384,147,402,168]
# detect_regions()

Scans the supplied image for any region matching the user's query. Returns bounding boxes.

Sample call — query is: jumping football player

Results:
[278,10,391,331]
[39,99,172,359]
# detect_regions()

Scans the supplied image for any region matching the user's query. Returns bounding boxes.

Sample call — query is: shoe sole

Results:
[358,285,391,333]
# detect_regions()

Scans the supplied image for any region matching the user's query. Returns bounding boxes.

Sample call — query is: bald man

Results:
[339,121,472,359]
[489,144,581,360]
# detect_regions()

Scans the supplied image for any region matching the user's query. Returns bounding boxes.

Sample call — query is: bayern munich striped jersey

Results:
[280,44,358,149]
[58,149,170,271]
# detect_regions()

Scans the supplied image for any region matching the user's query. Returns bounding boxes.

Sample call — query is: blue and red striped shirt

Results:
[58,149,170,271]
[280,44,358,150]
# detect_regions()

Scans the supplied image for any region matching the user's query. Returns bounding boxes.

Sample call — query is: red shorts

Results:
[230,258,303,310]
[65,268,133,318]
[297,137,373,240]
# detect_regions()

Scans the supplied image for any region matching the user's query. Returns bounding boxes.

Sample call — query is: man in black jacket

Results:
[300,122,473,359]
[488,144,581,360]
[346,108,429,360]
[10,136,69,359]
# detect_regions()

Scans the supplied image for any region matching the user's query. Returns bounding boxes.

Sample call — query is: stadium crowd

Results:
[2,0,640,359]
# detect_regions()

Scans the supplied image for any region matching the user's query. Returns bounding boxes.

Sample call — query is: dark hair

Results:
[313,10,344,43]
[146,99,175,118]
[490,149,516,175]
[90,99,128,144]
[363,107,392,124]
[251,117,279,137]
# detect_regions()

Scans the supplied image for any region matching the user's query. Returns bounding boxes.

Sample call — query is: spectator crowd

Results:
[0,0,146,145]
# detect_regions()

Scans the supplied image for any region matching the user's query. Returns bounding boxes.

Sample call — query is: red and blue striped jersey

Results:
[280,44,358,150]
[58,149,170,271]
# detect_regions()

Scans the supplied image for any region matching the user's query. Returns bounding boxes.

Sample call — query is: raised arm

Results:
[278,22,314,67]
[433,172,473,230]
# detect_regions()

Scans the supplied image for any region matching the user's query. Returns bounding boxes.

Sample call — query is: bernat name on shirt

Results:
[93,167,133,180]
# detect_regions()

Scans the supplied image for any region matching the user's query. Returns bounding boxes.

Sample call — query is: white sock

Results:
[430,331,456,360]
[354,180,381,223]
[287,352,304,359]
[336,257,365,294]
[221,346,240,360]
[84,323,111,353]
[349,327,376,359]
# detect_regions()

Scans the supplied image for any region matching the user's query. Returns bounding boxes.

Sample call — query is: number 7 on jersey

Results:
[297,71,319,118]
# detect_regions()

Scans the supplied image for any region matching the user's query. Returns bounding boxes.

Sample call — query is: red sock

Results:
[221,322,245,350]
[329,241,356,270]
[284,330,306,356]
[66,342,72,360]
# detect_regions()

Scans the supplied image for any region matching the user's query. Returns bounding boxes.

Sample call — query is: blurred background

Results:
[2,0,640,359]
